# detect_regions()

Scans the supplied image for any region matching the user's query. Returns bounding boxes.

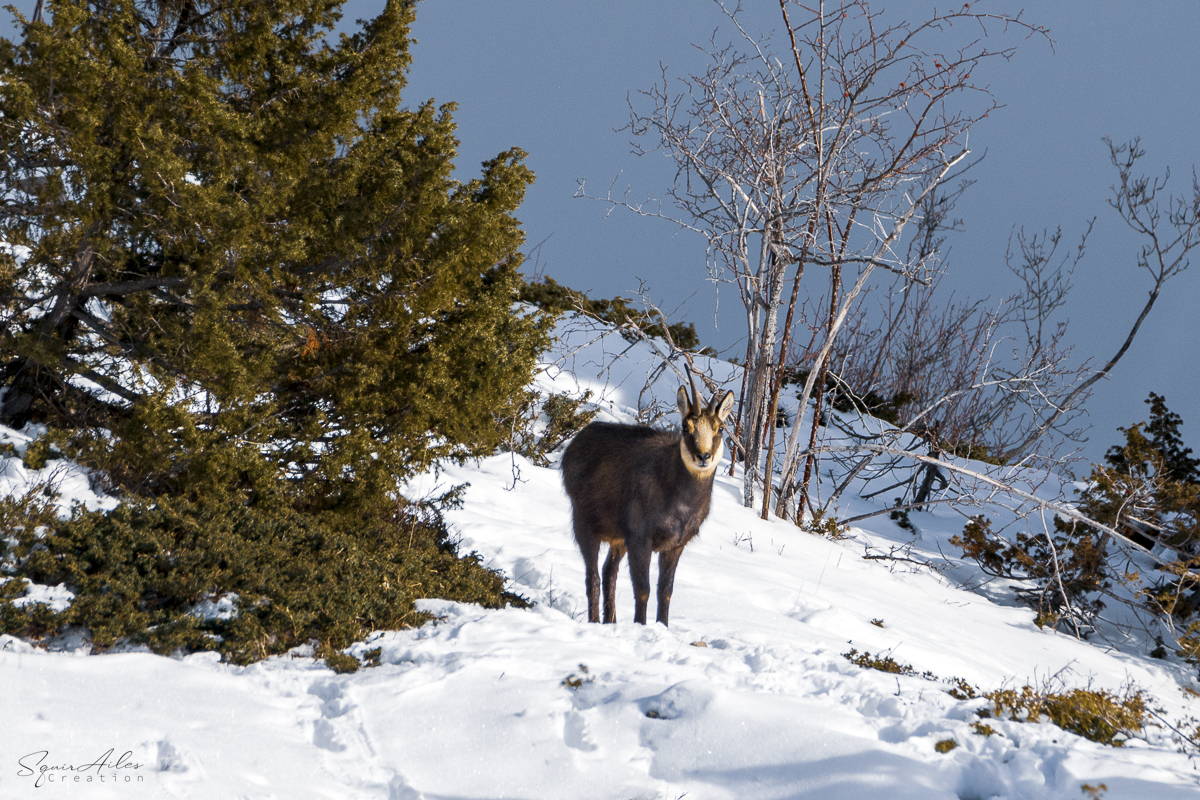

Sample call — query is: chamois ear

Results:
[715,390,735,422]
[677,385,692,420]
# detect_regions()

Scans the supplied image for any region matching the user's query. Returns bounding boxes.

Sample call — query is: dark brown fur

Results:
[561,382,733,625]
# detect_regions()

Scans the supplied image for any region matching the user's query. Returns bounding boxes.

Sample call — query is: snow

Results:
[0,424,119,518]
[1,577,74,612]
[3,315,1200,798]
[187,593,240,622]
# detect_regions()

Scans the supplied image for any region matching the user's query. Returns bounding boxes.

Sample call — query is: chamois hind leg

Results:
[656,546,684,627]
[602,542,626,624]
[577,530,602,624]
[626,540,653,625]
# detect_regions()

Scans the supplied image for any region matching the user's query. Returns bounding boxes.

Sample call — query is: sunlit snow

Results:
[2,314,1199,799]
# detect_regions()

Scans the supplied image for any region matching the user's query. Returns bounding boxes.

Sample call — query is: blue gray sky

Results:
[6,1,1197,468]
[393,0,1200,468]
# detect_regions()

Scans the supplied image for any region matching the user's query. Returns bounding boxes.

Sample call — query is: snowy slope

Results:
[3,315,1200,799]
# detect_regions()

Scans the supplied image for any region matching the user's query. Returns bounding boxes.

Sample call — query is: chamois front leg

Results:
[602,542,626,624]
[579,536,602,623]
[655,546,684,626]
[626,541,653,625]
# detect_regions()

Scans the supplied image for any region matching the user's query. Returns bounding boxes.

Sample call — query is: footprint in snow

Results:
[639,681,717,721]
[307,679,364,755]
[562,709,599,752]
[154,739,193,773]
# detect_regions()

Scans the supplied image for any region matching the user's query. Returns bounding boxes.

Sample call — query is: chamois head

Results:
[676,371,735,478]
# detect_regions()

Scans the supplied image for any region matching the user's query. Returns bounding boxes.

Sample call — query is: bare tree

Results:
[773,141,1200,650]
[819,138,1199,511]
[583,0,1045,512]
[806,219,1089,475]
[579,3,1200,662]
[1002,138,1200,460]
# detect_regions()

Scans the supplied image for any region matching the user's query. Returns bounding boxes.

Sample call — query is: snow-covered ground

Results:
[3,316,1200,799]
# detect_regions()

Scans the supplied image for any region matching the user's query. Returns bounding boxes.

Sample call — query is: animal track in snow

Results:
[562,709,599,752]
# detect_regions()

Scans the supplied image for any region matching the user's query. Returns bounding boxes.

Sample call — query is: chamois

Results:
[561,372,734,625]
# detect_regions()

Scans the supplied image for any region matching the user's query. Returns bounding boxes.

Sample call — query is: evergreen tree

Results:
[0,0,547,507]
[1088,393,1199,554]
[1105,392,1200,487]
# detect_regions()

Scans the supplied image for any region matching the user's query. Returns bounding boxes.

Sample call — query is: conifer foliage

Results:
[1089,393,1200,555]
[954,393,1200,642]
[0,1,546,662]
[0,0,547,506]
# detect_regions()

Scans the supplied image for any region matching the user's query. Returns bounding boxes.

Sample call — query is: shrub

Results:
[843,648,934,679]
[780,366,911,428]
[0,488,64,640]
[980,684,1146,746]
[322,649,363,675]
[1089,395,1200,658]
[1087,418,1199,555]
[951,515,1109,637]
[21,435,55,471]
[845,648,909,674]
[561,663,593,690]
[956,394,1200,656]
[804,509,850,540]
[947,678,979,700]
[506,390,597,466]
[970,721,996,737]
[889,499,916,533]
[953,396,1200,646]
[520,276,713,355]
[1,495,527,665]
[843,644,1150,749]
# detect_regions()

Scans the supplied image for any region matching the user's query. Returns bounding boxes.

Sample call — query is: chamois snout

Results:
[561,369,735,626]
[679,406,725,477]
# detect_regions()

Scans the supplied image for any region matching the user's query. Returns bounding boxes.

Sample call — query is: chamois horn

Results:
[688,366,702,415]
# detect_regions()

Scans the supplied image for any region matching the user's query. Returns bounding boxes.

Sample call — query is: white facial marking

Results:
[681,416,723,478]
